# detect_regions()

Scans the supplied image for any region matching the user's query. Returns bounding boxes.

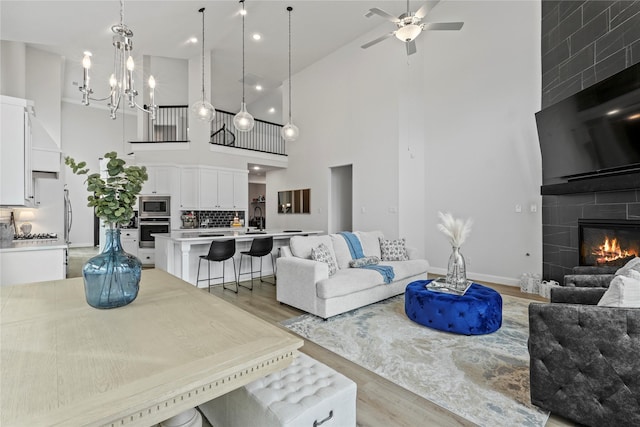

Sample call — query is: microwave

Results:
[139,195,171,218]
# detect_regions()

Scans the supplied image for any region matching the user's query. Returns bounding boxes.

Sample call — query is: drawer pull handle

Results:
[313,410,333,427]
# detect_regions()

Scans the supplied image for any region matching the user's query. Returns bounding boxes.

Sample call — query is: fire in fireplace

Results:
[579,219,640,267]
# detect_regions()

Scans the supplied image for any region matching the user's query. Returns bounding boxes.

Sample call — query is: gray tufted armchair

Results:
[528,283,640,427]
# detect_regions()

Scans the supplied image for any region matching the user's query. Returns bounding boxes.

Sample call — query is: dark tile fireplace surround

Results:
[542,175,640,283]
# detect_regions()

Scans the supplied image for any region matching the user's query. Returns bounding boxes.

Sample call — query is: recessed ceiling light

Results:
[607,109,620,115]
[252,33,262,41]
[253,166,260,170]
[255,84,262,91]
[268,107,275,113]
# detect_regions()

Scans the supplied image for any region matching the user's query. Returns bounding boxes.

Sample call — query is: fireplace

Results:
[578,219,640,267]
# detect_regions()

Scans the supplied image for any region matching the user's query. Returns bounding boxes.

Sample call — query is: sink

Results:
[245,231,267,235]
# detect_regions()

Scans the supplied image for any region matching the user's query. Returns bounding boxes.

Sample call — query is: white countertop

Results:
[154,229,322,242]
[0,240,68,253]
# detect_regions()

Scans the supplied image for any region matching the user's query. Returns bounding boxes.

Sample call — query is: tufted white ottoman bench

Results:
[198,352,356,427]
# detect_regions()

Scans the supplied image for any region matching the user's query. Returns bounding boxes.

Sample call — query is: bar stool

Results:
[196,239,238,293]
[238,236,275,290]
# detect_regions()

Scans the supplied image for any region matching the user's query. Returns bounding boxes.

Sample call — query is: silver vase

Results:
[445,246,467,290]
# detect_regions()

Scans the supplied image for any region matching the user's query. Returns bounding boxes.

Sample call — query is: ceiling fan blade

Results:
[424,22,464,31]
[361,32,395,49]
[365,8,400,23]
[415,0,441,19]
[406,40,417,56]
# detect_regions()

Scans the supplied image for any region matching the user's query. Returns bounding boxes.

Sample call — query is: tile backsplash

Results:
[180,210,245,228]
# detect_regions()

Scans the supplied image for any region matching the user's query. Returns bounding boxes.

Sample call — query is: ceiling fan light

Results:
[234,102,255,132]
[281,122,299,142]
[191,99,216,122]
[395,24,422,42]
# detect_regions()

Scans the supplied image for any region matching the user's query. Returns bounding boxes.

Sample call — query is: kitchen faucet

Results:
[254,205,263,230]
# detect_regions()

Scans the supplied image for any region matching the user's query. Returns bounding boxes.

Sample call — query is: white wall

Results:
[61,102,137,246]
[267,0,542,285]
[1,41,26,98]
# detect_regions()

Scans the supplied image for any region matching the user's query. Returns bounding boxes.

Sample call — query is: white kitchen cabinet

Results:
[0,245,66,286]
[215,170,234,209]
[141,165,176,195]
[138,248,155,267]
[1,96,35,207]
[179,167,199,210]
[198,168,219,209]
[120,229,138,257]
[233,171,249,210]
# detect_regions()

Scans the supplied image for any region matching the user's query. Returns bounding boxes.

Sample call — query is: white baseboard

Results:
[428,267,520,287]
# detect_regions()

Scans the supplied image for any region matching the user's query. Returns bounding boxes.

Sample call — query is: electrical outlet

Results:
[530,203,538,213]
[515,204,522,213]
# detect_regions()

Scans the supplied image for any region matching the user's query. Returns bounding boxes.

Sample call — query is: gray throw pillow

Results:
[379,237,409,261]
[311,243,338,275]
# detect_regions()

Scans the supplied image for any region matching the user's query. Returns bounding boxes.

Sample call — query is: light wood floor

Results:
[205,276,577,427]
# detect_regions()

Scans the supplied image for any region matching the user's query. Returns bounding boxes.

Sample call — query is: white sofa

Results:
[276,231,429,319]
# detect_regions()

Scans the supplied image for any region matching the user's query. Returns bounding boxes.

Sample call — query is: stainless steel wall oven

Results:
[139,218,170,248]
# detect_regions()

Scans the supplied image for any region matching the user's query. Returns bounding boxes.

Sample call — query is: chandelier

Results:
[79,0,157,120]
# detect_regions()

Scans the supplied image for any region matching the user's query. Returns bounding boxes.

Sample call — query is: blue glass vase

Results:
[82,228,141,309]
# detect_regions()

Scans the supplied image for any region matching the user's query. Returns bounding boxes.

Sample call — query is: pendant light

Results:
[233,0,255,132]
[191,7,215,122]
[282,6,299,142]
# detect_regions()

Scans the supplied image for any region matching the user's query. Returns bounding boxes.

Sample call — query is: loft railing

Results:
[210,109,286,156]
[138,105,189,143]
[134,106,287,157]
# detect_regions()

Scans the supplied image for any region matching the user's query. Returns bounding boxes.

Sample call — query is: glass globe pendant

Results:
[192,99,215,122]
[190,7,215,123]
[233,1,255,132]
[281,122,299,142]
[234,102,255,131]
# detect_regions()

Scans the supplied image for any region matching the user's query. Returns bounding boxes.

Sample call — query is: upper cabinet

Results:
[179,166,248,211]
[1,96,35,207]
[141,165,177,195]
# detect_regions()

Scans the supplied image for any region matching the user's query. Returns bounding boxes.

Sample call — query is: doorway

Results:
[330,164,352,233]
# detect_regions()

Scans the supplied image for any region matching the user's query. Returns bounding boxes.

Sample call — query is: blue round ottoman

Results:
[404,280,502,335]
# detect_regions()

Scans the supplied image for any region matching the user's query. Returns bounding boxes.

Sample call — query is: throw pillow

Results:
[349,256,381,268]
[311,243,338,276]
[379,237,409,261]
[597,274,640,307]
[615,256,640,278]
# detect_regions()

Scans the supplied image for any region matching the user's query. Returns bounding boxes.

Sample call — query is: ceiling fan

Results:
[361,0,464,56]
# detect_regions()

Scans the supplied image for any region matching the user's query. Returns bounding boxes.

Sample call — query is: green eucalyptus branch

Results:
[65,152,148,228]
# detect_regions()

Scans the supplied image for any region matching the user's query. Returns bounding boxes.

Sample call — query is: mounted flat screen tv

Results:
[536,62,640,186]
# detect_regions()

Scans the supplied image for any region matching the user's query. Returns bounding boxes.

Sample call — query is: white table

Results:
[0,269,303,426]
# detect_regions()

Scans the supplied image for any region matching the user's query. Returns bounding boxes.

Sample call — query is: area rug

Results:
[281,294,549,427]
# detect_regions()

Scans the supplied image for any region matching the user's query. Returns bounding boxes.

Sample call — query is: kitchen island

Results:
[154,229,322,286]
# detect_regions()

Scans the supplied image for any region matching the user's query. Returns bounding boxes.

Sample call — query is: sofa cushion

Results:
[354,231,384,258]
[330,234,354,270]
[379,238,409,261]
[316,259,430,299]
[597,274,640,307]
[311,243,338,276]
[330,231,385,269]
[616,256,640,278]
[290,235,334,260]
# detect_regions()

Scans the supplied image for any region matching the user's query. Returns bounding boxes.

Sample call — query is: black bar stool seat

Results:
[196,239,238,293]
[238,236,275,290]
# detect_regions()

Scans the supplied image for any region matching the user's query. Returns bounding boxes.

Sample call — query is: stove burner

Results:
[14,232,58,240]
